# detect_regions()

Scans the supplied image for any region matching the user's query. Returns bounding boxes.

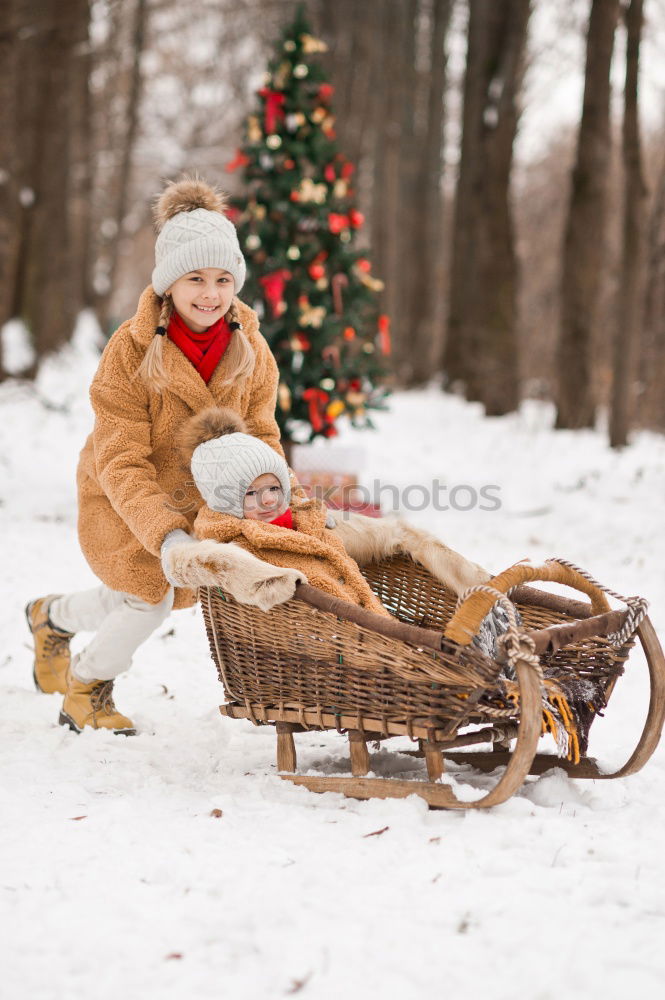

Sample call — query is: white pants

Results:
[49,585,174,682]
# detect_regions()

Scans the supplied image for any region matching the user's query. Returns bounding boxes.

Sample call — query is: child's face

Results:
[243,473,286,521]
[167,268,235,332]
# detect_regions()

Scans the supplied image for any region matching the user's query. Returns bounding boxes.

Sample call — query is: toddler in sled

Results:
[162,407,510,656]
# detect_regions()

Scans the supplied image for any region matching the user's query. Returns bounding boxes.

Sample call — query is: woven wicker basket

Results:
[201,555,665,809]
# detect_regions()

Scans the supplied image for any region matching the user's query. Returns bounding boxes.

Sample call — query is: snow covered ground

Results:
[2,318,664,1000]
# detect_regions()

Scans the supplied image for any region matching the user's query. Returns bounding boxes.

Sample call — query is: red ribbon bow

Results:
[302,388,330,432]
[259,269,292,319]
[258,88,286,135]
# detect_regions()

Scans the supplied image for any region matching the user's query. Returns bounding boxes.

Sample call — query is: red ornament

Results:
[343,326,356,341]
[289,190,300,202]
[349,378,361,391]
[224,205,241,223]
[259,269,292,319]
[341,162,355,180]
[284,158,295,169]
[302,388,330,432]
[378,314,392,355]
[258,88,286,134]
[292,332,311,351]
[355,258,371,273]
[308,263,326,280]
[323,425,338,438]
[225,149,250,172]
[348,208,365,229]
[318,83,335,102]
[324,164,336,183]
[328,213,349,235]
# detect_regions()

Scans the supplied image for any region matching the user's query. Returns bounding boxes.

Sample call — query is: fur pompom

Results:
[154,176,229,231]
[178,406,247,465]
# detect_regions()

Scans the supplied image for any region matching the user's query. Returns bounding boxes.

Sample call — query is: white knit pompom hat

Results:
[151,177,246,296]
[192,433,291,518]
[181,407,290,519]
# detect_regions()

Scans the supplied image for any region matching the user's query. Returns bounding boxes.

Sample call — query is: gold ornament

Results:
[327,400,345,419]
[300,33,328,54]
[266,134,282,149]
[299,303,326,327]
[359,273,385,292]
[340,230,351,243]
[278,382,292,411]
[333,179,348,198]
[315,277,328,291]
[284,40,296,52]
[293,63,309,79]
[245,234,261,250]
[273,61,291,89]
[311,107,327,124]
[287,245,301,260]
[362,342,375,353]
[299,178,327,204]
[346,391,367,408]
[247,115,262,143]
[320,378,336,391]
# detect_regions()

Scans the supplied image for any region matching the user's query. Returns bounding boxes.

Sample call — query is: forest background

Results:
[2,0,665,446]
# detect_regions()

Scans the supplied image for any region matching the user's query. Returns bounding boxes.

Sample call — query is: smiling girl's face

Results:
[166,267,235,332]
[243,473,286,521]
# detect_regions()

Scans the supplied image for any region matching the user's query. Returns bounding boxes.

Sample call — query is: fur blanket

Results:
[163,509,491,613]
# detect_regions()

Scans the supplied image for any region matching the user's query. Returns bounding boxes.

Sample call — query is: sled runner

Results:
[200,555,665,809]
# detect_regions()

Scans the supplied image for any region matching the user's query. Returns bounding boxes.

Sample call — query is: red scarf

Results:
[167,310,232,384]
[269,508,295,530]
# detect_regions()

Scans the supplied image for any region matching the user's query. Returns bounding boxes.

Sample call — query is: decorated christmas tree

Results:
[226,5,391,450]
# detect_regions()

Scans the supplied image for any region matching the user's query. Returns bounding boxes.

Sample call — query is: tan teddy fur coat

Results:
[193,499,390,616]
[77,285,285,609]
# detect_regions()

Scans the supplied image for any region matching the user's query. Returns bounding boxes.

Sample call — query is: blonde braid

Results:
[136,295,173,392]
[217,299,255,386]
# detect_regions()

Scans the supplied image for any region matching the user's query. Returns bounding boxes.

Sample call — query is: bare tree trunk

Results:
[10,0,91,366]
[610,0,647,448]
[638,149,665,429]
[0,1,22,375]
[69,17,94,309]
[407,0,452,385]
[370,1,408,352]
[556,0,620,429]
[95,0,147,331]
[444,0,530,415]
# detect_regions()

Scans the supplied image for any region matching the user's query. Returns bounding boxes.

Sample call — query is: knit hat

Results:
[180,407,291,518]
[151,178,246,296]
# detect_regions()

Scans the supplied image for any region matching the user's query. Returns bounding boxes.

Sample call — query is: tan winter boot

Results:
[59,665,136,736]
[25,594,74,694]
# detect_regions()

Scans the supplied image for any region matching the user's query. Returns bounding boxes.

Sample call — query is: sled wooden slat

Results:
[219,703,465,743]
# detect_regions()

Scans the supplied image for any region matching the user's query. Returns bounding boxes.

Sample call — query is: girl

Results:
[26,175,491,736]
[25,177,303,735]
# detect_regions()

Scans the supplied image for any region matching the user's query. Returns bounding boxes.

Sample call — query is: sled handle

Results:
[444,559,612,646]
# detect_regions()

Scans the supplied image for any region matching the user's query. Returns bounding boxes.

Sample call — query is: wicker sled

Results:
[200,555,665,810]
